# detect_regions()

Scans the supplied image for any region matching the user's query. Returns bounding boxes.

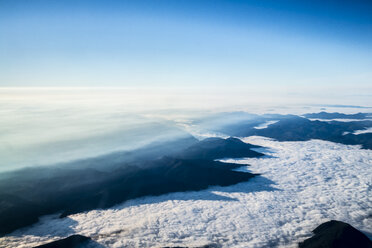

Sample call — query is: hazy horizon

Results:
[0,87,371,172]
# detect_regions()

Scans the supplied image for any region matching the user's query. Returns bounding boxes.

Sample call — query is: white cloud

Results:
[2,137,371,248]
[253,120,279,129]
[353,127,372,135]
[176,122,229,140]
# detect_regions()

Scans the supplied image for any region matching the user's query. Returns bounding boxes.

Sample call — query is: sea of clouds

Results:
[2,136,371,248]
[1,88,371,247]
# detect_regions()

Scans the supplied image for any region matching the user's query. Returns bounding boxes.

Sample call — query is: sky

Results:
[0,0,371,91]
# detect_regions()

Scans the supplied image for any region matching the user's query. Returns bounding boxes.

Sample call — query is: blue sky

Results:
[0,0,371,89]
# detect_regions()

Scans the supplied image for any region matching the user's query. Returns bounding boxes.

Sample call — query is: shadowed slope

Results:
[33,235,95,248]
[303,112,370,120]
[0,137,261,236]
[60,157,256,217]
[178,137,263,160]
[299,220,372,248]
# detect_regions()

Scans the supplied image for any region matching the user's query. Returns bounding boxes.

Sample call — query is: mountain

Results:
[59,157,256,217]
[33,235,94,248]
[0,137,259,236]
[304,112,370,119]
[218,115,372,149]
[299,220,372,248]
[178,137,263,160]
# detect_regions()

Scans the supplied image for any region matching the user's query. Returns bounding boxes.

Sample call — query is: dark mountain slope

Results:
[304,112,370,120]
[299,220,372,248]
[60,157,256,217]
[33,235,94,248]
[218,115,372,149]
[178,137,263,160]
[0,137,261,236]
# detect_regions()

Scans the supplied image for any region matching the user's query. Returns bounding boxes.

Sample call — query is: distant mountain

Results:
[49,135,199,172]
[60,157,256,217]
[218,115,372,149]
[299,220,372,248]
[33,235,93,248]
[214,114,298,136]
[304,112,370,119]
[0,137,260,236]
[178,137,263,160]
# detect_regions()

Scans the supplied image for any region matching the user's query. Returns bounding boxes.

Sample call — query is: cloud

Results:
[253,120,279,129]
[176,122,229,140]
[353,127,372,135]
[2,136,371,248]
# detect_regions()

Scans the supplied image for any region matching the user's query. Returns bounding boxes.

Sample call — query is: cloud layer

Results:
[354,127,372,135]
[2,137,371,248]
